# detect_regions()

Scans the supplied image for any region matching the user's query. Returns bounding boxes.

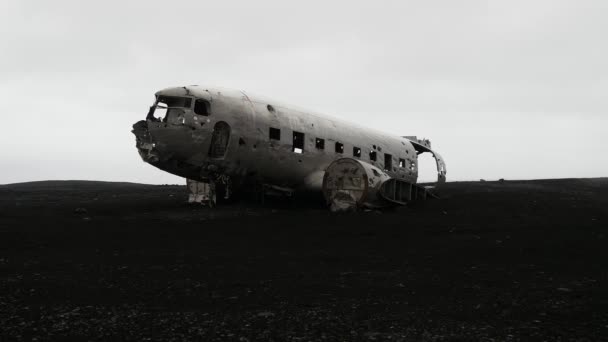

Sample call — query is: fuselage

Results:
[133,85,427,192]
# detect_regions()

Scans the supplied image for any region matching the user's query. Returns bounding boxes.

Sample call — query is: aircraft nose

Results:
[132,120,160,163]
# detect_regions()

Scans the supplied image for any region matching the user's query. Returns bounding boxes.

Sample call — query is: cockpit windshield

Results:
[146,96,192,122]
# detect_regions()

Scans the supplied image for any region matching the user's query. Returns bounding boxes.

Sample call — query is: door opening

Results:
[208,121,231,158]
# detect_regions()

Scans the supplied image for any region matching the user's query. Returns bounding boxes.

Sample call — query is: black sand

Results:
[1,179,607,341]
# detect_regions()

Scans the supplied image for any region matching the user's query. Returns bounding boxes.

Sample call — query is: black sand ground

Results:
[0,179,607,341]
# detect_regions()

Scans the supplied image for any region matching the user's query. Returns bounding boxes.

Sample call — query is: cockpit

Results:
[146,95,210,123]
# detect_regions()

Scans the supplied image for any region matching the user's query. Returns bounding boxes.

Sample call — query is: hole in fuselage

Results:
[417,153,438,183]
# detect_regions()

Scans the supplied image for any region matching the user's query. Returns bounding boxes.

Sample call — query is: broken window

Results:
[269,127,281,140]
[335,142,344,154]
[399,158,406,168]
[147,102,165,121]
[369,150,377,161]
[315,138,325,150]
[384,153,393,171]
[194,99,210,116]
[353,146,361,157]
[293,131,304,154]
[147,96,192,122]
[157,96,191,108]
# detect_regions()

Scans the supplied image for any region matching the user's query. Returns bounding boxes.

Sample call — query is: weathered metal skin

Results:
[132,85,447,205]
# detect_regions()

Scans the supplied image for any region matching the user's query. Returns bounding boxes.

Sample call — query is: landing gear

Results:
[186,174,231,207]
[186,178,213,206]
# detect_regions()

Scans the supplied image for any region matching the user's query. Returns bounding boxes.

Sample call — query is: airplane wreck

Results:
[132,86,446,211]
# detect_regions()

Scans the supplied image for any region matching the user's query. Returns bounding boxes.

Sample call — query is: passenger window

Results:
[369,150,377,161]
[315,138,325,150]
[293,131,304,154]
[335,142,344,154]
[399,158,406,168]
[269,127,281,140]
[384,153,393,171]
[353,146,361,157]
[194,99,210,116]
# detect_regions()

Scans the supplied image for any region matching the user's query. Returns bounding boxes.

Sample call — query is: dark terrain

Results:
[0,179,607,341]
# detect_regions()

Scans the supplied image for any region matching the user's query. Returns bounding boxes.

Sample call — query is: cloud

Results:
[1,0,606,184]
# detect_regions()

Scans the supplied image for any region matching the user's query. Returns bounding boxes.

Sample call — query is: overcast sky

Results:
[1,0,606,184]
